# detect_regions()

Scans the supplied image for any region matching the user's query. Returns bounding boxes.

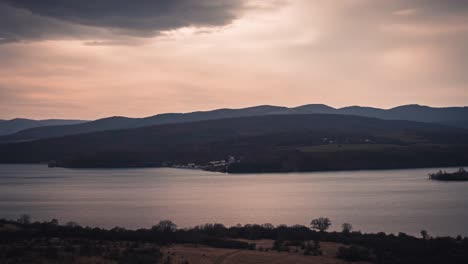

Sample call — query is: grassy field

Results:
[298,144,404,153]
[296,143,460,153]
[162,241,370,264]
[0,236,368,264]
[3,219,468,264]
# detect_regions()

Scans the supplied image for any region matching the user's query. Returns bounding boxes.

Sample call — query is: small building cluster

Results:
[170,155,238,172]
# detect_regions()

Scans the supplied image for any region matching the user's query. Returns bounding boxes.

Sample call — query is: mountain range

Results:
[0,104,467,143]
[0,113,467,172]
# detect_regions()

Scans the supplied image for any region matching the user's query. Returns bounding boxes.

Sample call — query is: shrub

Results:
[337,245,371,261]
[342,223,353,234]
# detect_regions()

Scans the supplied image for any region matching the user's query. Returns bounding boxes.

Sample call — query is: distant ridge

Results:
[291,104,336,113]
[1,104,467,143]
[0,118,87,136]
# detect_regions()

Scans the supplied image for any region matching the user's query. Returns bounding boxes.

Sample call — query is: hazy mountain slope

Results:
[336,106,388,119]
[386,105,468,123]
[291,104,336,114]
[0,118,87,136]
[334,105,468,124]
[440,120,468,129]
[316,104,468,127]
[1,104,467,143]
[0,116,138,142]
[0,114,467,171]
[0,105,290,142]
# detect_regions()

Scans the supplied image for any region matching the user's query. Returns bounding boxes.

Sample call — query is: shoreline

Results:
[2,162,468,175]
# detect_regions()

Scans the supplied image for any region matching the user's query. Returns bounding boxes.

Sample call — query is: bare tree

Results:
[420,230,430,240]
[342,223,353,233]
[310,217,331,232]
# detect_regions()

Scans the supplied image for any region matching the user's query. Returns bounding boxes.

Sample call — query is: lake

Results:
[1,164,467,237]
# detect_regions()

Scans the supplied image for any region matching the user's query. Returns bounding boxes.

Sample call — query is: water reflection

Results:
[0,164,467,236]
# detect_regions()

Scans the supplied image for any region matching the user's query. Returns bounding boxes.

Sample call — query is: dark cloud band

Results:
[0,0,246,43]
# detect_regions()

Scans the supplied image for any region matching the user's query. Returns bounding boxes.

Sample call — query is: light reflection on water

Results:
[1,164,467,236]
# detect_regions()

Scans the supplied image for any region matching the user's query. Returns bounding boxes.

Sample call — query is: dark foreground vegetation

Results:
[429,168,468,181]
[1,114,468,172]
[1,216,468,264]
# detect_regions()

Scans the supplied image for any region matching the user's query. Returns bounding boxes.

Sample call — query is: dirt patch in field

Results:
[162,242,371,264]
[234,239,274,250]
[0,223,22,231]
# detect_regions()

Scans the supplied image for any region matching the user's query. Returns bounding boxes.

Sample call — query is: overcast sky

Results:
[1,0,467,119]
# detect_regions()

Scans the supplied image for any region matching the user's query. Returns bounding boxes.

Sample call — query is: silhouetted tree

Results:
[421,230,430,240]
[342,223,353,234]
[310,217,331,232]
[261,223,274,229]
[152,220,177,232]
[66,221,80,228]
[17,214,31,224]
[111,226,126,232]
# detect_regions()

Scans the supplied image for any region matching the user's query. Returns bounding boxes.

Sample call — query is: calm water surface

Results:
[1,164,467,236]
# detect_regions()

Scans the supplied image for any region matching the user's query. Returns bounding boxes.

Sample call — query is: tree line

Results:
[2,215,468,264]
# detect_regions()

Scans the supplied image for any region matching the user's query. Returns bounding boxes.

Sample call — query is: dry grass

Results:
[298,144,404,153]
[162,241,371,264]
[0,223,22,231]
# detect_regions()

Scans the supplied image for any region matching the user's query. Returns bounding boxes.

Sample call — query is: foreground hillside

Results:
[1,104,467,143]
[0,114,467,172]
[1,218,467,264]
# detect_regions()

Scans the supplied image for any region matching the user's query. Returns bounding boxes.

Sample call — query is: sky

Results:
[0,0,467,120]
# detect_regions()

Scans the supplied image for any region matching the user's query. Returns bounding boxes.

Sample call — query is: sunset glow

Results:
[1,0,467,119]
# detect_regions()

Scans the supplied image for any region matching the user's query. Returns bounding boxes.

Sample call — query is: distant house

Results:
[209,160,226,166]
[227,156,236,164]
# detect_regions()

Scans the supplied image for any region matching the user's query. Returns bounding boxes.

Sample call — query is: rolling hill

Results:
[0,114,467,172]
[0,118,87,136]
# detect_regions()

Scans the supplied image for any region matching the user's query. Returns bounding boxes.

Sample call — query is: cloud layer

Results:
[0,0,467,119]
[0,0,246,43]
